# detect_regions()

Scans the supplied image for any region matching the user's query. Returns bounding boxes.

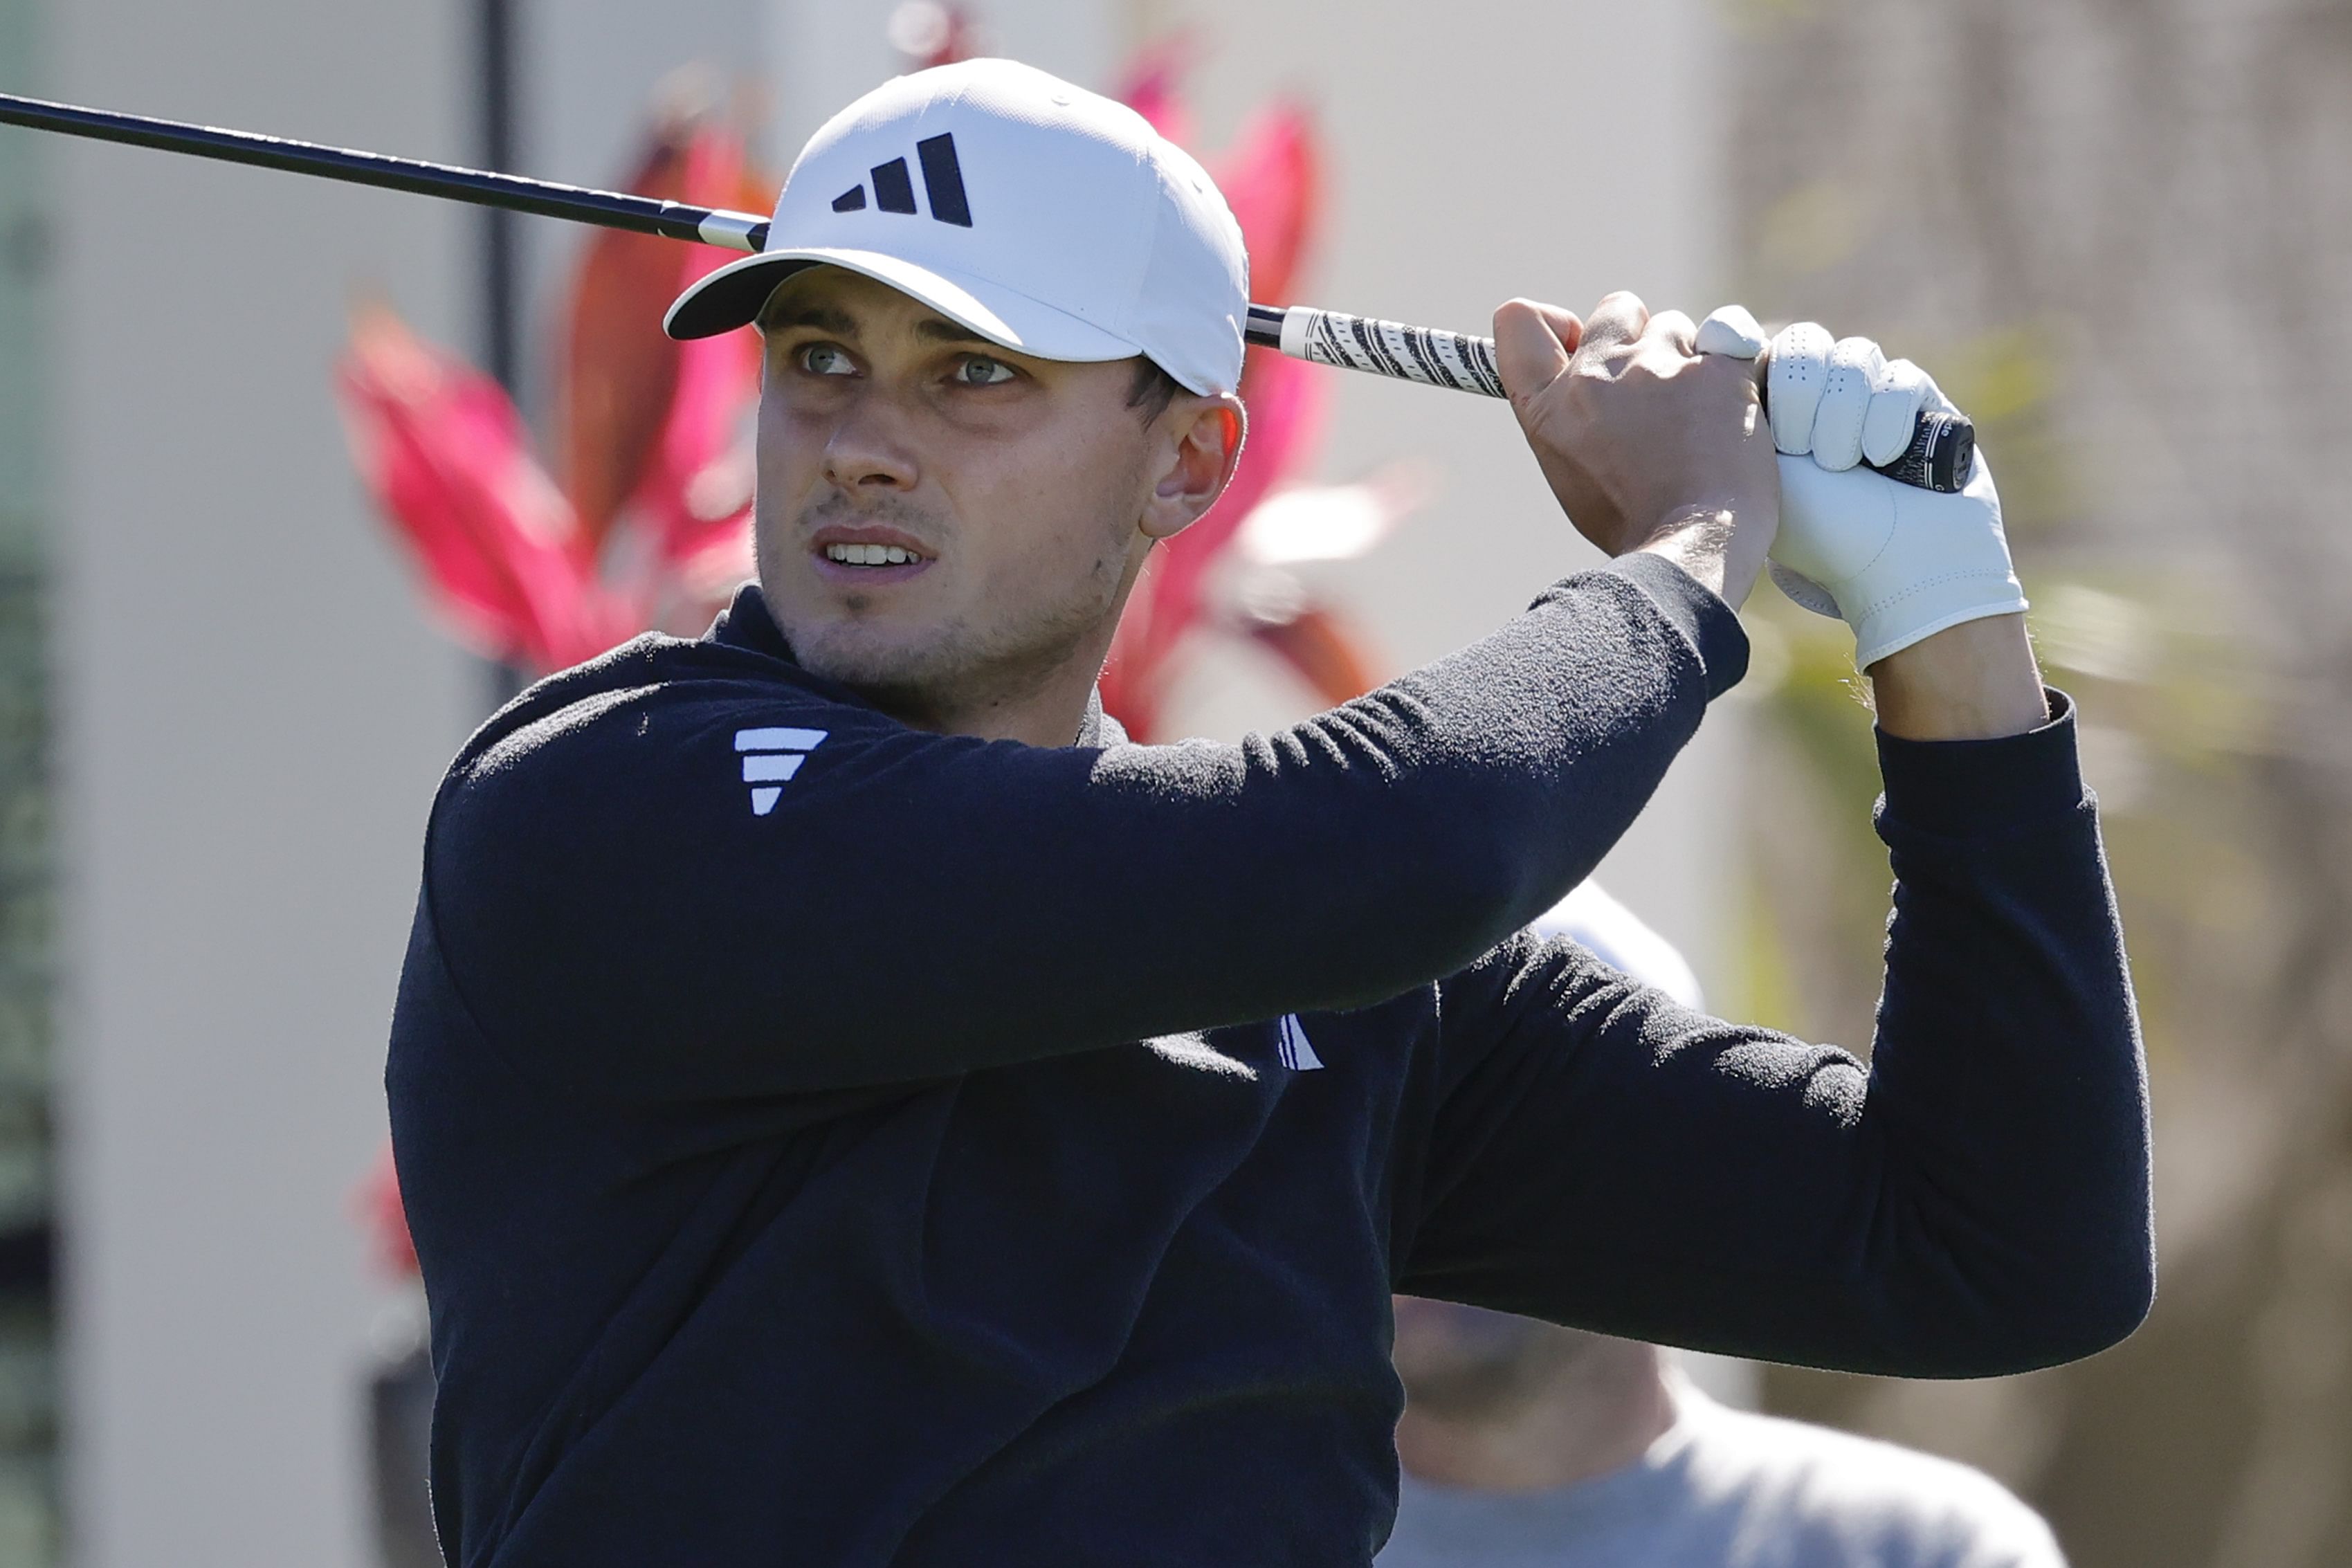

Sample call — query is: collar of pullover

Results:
[704,581,1122,749]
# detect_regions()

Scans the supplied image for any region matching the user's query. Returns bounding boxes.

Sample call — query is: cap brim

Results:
[663,246,1144,366]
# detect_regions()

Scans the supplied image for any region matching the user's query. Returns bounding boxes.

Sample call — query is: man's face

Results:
[752,266,1191,722]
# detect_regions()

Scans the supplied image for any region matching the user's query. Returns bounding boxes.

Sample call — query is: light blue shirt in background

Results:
[1378,1385,2066,1568]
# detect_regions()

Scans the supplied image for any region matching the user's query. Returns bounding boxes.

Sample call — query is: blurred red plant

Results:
[1100,43,1425,738]
[336,84,767,674]
[356,1145,418,1279]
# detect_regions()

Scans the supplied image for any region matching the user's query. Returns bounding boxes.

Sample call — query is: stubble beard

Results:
[757,497,1137,731]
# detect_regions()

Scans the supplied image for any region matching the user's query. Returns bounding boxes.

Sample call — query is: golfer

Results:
[388,59,2151,1567]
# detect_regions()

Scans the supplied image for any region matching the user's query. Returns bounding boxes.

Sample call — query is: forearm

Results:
[1849,693,2153,1365]
[1868,611,2048,740]
[1402,695,2151,1375]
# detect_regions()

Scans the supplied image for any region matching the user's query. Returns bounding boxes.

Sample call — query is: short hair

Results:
[1127,356,1185,422]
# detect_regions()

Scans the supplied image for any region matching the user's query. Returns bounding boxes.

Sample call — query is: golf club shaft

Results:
[0,91,771,250]
[0,89,1971,490]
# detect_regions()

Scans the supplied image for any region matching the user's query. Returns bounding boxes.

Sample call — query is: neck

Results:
[1395,1339,1679,1493]
[887,655,1102,746]
[866,545,1148,747]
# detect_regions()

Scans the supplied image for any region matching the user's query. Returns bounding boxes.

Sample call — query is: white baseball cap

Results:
[664,58,1249,396]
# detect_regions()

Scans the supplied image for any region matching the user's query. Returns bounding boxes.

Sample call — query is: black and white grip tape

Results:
[1246,304,1504,399]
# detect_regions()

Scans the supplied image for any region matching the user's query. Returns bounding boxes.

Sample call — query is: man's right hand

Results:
[1494,291,1779,606]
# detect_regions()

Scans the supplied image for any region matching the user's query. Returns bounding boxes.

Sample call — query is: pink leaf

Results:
[336,307,639,672]
[1102,47,1333,738]
[1212,103,1320,307]
[621,127,766,605]
[1103,345,1329,736]
[1114,34,1199,147]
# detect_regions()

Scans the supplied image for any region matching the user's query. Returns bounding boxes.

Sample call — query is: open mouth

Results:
[822,542,924,567]
[810,525,935,580]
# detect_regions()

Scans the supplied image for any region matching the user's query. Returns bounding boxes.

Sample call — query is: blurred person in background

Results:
[1381,884,2066,1568]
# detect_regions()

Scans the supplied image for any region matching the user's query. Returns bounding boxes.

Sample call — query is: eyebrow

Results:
[759,302,999,354]
[760,302,859,336]
[912,318,994,349]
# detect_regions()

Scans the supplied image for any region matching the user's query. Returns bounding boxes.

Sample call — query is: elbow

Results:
[1426,778,1574,928]
[2037,1239,2156,1367]
[1947,1232,2157,1378]
[1871,1188,2155,1378]
[2014,1154,2159,1369]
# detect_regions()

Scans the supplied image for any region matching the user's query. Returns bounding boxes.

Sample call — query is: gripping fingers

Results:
[1767,322,1832,455]
[1861,357,1933,468]
[1578,291,1652,361]
[1809,337,1886,472]
[1695,304,1769,360]
[1648,308,1699,355]
[1492,299,1580,404]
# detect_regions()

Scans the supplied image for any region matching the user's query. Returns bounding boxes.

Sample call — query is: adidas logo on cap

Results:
[830,132,972,226]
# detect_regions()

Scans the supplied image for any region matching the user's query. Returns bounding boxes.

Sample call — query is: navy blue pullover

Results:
[387,554,2153,1566]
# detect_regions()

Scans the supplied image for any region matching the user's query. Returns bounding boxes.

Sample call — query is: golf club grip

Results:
[1245,304,1974,493]
[1247,302,1506,399]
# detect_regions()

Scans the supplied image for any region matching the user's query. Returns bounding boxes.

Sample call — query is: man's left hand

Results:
[1699,308,2048,739]
[1759,318,2028,667]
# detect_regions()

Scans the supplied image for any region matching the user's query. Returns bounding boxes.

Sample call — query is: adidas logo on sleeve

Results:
[1275,1014,1323,1072]
[734,727,827,817]
[830,132,972,226]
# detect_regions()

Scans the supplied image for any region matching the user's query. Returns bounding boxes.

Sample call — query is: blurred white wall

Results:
[767,0,1119,162]
[511,0,768,419]
[50,3,475,1565]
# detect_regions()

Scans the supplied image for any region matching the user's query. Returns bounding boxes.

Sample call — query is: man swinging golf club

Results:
[388,57,2151,1567]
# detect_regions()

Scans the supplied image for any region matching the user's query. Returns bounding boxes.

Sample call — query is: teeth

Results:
[823,543,920,566]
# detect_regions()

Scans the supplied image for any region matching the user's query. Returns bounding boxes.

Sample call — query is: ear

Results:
[1139,394,1247,543]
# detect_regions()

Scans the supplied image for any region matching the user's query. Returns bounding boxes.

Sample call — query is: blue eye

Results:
[956,356,1017,386]
[800,343,855,376]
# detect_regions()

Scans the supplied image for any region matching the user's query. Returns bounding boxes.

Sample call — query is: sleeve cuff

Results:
[1603,552,1750,700]
[1876,688,2086,837]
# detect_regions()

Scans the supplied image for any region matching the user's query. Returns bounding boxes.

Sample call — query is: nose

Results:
[819,396,920,494]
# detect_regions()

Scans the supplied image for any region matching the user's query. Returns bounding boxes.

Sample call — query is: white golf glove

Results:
[1695,305,2027,670]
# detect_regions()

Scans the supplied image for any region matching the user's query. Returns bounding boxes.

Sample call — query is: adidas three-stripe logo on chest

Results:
[736,727,828,817]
